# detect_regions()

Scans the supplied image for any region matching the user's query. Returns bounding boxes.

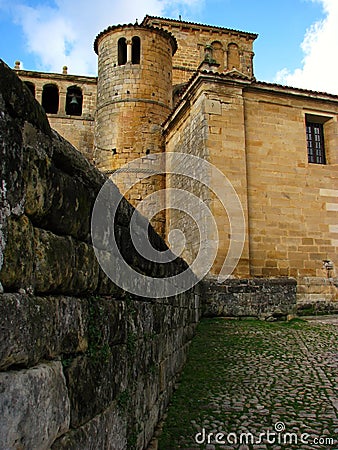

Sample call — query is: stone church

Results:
[14,15,338,309]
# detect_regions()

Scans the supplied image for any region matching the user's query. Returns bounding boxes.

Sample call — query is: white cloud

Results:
[275,0,338,94]
[10,0,203,75]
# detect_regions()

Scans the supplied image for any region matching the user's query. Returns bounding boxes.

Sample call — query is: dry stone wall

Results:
[0,60,201,450]
[203,278,297,318]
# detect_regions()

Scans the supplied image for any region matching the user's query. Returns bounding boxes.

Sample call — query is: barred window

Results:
[306,121,326,165]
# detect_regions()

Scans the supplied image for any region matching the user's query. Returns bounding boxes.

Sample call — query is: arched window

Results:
[211,41,224,71]
[42,84,59,114]
[24,81,35,97]
[118,38,127,65]
[227,43,240,70]
[132,36,141,64]
[65,85,83,116]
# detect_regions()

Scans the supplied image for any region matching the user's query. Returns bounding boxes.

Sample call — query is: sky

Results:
[0,0,337,94]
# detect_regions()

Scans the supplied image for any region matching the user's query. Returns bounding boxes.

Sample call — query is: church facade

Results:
[14,16,338,308]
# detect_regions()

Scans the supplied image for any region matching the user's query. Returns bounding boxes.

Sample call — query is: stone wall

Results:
[203,278,297,318]
[94,25,176,236]
[165,70,338,306]
[244,85,338,279]
[0,60,201,450]
[244,83,338,305]
[94,25,174,169]
[164,87,210,267]
[164,75,251,279]
[143,16,256,85]
[16,68,97,163]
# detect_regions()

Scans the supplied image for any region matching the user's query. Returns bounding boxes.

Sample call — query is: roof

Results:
[251,80,338,101]
[164,69,338,130]
[94,22,178,55]
[142,15,258,40]
[164,69,253,127]
[15,69,97,83]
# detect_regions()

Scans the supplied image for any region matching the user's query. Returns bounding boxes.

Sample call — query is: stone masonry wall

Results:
[143,17,256,85]
[16,69,97,163]
[164,76,251,279]
[165,72,338,308]
[165,88,210,267]
[94,25,175,236]
[0,60,201,450]
[205,80,251,278]
[95,26,173,169]
[203,278,297,318]
[244,85,338,306]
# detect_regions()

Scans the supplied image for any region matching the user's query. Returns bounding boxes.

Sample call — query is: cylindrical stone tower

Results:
[93,23,177,234]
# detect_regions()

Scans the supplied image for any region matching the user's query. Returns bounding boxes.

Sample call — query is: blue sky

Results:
[0,0,337,93]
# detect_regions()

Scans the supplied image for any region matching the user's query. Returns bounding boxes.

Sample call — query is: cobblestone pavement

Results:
[156,318,338,450]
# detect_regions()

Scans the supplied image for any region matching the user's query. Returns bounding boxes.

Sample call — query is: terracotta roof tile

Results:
[252,80,338,99]
[142,15,258,40]
[165,69,252,125]
[94,22,177,55]
[165,72,338,128]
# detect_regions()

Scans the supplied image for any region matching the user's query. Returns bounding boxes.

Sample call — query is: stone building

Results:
[14,15,338,308]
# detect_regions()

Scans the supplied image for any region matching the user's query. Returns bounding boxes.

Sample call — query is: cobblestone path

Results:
[157,318,338,450]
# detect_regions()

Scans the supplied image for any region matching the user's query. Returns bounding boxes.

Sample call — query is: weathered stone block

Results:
[64,346,127,427]
[128,300,154,337]
[51,132,104,193]
[0,60,51,135]
[51,401,127,450]
[96,265,124,296]
[21,123,101,242]
[0,293,88,370]
[0,108,25,216]
[33,228,99,294]
[37,167,95,241]
[0,215,34,290]
[23,125,54,220]
[87,296,127,346]
[203,277,297,317]
[0,361,70,450]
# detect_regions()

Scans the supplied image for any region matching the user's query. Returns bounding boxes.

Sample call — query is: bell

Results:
[70,95,78,106]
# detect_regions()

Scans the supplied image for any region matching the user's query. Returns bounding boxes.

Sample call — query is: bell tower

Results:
[94,23,177,234]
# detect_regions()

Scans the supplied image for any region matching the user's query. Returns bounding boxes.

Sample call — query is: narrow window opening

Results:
[42,84,59,114]
[118,38,127,65]
[66,85,83,116]
[227,43,240,70]
[211,41,224,70]
[24,81,35,97]
[132,36,141,64]
[306,121,326,164]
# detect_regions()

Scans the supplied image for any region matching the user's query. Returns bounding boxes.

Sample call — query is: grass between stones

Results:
[158,317,338,449]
